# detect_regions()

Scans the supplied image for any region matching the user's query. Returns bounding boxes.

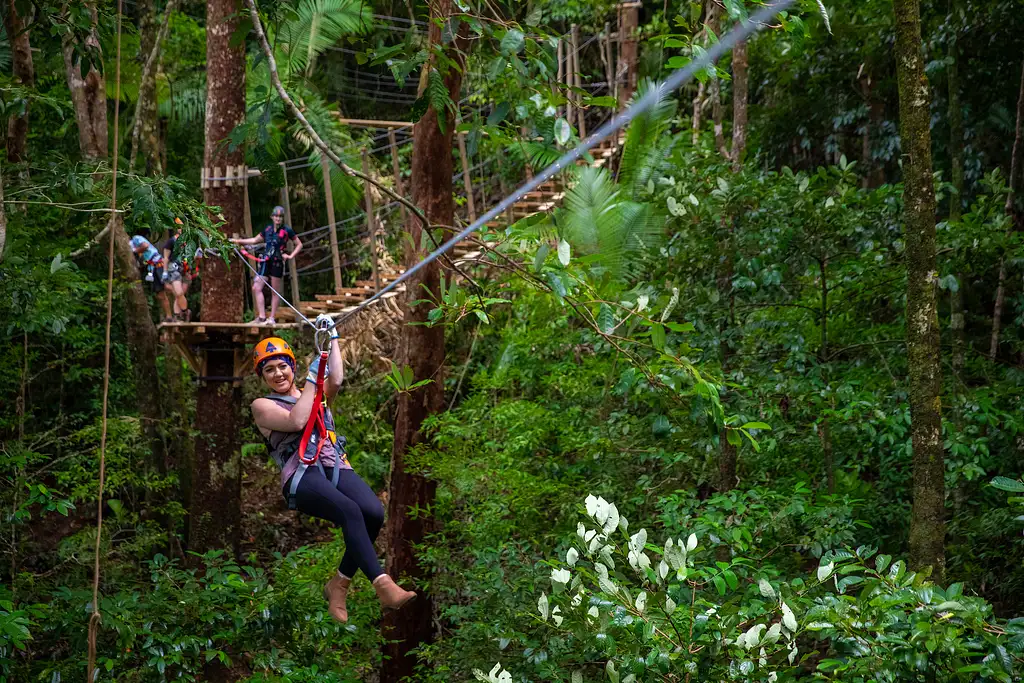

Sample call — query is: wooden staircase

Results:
[276,134,623,322]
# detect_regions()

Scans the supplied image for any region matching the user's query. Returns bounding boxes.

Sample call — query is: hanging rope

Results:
[86,0,124,678]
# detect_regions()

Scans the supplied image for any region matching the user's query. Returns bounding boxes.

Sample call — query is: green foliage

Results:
[507,498,1023,682]
[4,548,379,682]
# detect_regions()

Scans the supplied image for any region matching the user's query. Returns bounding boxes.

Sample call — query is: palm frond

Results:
[158,72,207,124]
[563,166,620,257]
[563,166,664,283]
[619,79,678,198]
[274,0,371,78]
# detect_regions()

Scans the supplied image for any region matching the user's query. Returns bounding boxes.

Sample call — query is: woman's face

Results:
[261,358,294,393]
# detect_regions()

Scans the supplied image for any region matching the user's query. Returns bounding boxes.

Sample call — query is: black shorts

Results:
[147,267,165,294]
[257,258,285,279]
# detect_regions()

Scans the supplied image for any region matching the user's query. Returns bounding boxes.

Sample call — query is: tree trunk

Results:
[110,218,167,478]
[692,80,705,145]
[189,0,246,557]
[729,39,748,172]
[0,158,6,262]
[894,0,945,579]
[62,2,108,160]
[130,0,178,174]
[616,1,639,108]
[947,3,965,424]
[381,3,465,681]
[989,58,1024,358]
[3,0,35,163]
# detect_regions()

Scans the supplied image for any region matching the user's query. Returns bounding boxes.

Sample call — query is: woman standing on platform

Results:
[230,206,302,325]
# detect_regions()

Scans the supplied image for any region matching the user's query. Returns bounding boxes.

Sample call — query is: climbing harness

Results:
[256,331,347,508]
[238,246,270,263]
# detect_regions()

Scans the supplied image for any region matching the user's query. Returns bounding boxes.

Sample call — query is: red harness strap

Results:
[296,351,329,465]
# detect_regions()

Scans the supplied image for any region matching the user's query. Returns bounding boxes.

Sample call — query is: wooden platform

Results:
[158,321,302,379]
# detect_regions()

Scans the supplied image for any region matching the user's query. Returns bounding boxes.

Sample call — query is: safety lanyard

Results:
[296,351,329,465]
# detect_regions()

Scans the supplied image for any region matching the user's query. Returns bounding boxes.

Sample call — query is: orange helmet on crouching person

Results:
[253,337,295,374]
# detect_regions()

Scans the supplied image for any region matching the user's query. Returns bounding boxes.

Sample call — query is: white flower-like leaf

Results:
[566,547,579,567]
[686,533,697,552]
[781,602,797,633]
[552,605,563,626]
[551,567,571,588]
[665,595,677,615]
[629,528,647,554]
[816,561,834,582]
[634,591,647,614]
[758,578,775,599]
[538,592,549,620]
[577,523,587,539]
[603,503,619,534]
[658,560,669,580]
[585,495,599,517]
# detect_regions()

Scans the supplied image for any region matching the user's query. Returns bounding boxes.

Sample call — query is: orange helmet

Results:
[253,337,295,373]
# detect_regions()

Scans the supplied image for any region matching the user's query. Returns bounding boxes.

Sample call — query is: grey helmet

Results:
[271,205,286,217]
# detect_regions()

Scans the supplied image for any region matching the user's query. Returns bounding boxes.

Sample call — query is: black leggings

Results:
[286,468,385,580]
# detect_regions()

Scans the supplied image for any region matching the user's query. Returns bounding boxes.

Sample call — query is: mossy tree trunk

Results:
[893,0,945,578]
[61,1,108,161]
[380,2,465,680]
[3,0,34,164]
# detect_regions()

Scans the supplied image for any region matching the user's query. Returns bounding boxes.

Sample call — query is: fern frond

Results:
[619,79,678,198]
[563,166,664,283]
[274,0,371,78]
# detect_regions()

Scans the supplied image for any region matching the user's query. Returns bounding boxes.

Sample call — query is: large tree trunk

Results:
[189,0,246,556]
[894,0,945,578]
[381,2,465,680]
[110,219,167,472]
[3,0,35,163]
[62,2,108,161]
[989,59,1024,358]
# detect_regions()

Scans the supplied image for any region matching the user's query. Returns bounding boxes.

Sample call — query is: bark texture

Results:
[3,0,35,163]
[989,58,1024,358]
[616,1,639,108]
[728,39,748,172]
[62,2,108,160]
[893,0,945,578]
[189,0,246,557]
[130,0,178,174]
[381,3,464,680]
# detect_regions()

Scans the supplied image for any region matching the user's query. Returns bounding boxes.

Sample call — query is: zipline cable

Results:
[87,0,124,678]
[318,0,797,332]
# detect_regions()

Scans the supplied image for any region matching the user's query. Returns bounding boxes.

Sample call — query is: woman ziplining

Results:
[249,322,416,622]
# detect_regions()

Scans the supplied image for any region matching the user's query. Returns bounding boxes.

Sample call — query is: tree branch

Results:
[243,0,431,233]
